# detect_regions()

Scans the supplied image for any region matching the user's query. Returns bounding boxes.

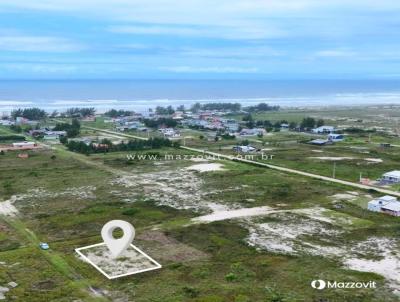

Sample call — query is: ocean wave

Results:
[52,99,119,105]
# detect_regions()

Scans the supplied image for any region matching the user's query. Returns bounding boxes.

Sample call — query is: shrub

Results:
[122,208,139,216]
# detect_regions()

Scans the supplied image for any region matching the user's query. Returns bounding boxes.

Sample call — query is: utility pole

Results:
[332,162,336,179]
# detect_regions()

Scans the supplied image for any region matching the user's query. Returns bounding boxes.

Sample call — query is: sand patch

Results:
[309,156,354,161]
[245,212,341,255]
[365,158,383,163]
[192,206,276,223]
[190,157,209,162]
[111,168,241,213]
[344,238,400,292]
[186,163,225,173]
[331,193,358,201]
[0,198,18,216]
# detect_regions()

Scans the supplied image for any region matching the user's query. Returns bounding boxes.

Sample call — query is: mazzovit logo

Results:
[311,279,377,290]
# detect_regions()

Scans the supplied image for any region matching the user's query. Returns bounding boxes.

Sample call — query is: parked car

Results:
[39,242,49,250]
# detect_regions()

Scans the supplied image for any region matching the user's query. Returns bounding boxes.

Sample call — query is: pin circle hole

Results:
[112,227,123,239]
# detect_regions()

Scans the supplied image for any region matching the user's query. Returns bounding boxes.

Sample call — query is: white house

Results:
[312,126,335,134]
[233,145,256,153]
[367,195,397,212]
[159,128,180,137]
[328,133,344,142]
[381,202,400,216]
[240,128,265,136]
[382,171,400,183]
[0,120,14,126]
[12,141,36,148]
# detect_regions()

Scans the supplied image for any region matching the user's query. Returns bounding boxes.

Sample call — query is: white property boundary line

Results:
[75,242,162,280]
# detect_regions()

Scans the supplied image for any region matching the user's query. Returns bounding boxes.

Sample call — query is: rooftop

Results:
[383,170,400,178]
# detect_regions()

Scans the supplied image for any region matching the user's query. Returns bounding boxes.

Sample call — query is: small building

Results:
[12,141,36,148]
[240,128,265,136]
[280,123,289,131]
[328,133,344,142]
[312,126,335,134]
[381,202,400,216]
[233,145,256,153]
[308,139,332,146]
[159,128,180,137]
[0,120,14,126]
[382,171,400,183]
[367,195,397,212]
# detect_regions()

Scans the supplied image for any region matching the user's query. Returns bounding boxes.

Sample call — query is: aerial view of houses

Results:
[2,102,400,301]
[2,1,400,301]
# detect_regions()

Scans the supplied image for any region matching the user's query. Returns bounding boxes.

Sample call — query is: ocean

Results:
[1,79,400,113]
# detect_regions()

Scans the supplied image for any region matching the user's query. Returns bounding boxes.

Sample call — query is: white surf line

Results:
[77,126,400,198]
[192,206,279,223]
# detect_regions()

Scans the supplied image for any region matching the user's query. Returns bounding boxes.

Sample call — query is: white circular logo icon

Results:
[311,279,326,290]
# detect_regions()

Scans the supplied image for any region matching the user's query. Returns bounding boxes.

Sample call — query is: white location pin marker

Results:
[101,220,135,259]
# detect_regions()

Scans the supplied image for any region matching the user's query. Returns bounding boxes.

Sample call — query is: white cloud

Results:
[2,0,400,42]
[160,66,259,73]
[1,63,78,73]
[0,35,83,52]
[315,49,357,58]
[108,24,286,40]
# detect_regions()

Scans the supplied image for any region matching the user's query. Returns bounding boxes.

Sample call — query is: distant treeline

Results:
[143,118,177,128]
[244,103,280,112]
[0,135,25,141]
[10,107,95,120]
[243,114,324,131]
[11,108,47,120]
[155,106,175,115]
[63,107,95,118]
[192,102,242,112]
[64,137,179,155]
[343,127,376,134]
[104,109,134,118]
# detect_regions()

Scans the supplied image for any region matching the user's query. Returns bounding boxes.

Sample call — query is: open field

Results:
[2,106,400,301]
[0,137,400,301]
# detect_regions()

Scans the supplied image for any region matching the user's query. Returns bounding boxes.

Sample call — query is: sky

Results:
[0,0,400,80]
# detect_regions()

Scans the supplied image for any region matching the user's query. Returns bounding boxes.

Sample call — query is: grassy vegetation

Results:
[1,106,400,301]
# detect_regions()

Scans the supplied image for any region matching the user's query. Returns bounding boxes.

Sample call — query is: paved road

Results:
[83,125,400,198]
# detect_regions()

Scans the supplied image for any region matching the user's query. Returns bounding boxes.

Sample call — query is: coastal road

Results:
[81,125,400,198]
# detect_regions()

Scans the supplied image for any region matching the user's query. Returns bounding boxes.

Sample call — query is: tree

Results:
[54,118,81,138]
[64,107,96,118]
[289,121,297,129]
[155,106,174,115]
[59,136,68,144]
[242,114,254,128]
[300,117,316,130]
[11,108,47,120]
[316,119,325,127]
[245,103,280,112]
[176,105,185,111]
[104,109,133,117]
[191,102,201,113]
[10,125,22,133]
